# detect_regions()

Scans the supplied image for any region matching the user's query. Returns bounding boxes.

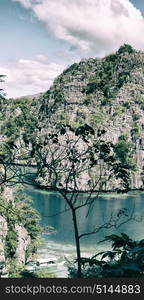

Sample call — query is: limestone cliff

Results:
[37,45,144,189]
[0,187,39,277]
[1,44,144,190]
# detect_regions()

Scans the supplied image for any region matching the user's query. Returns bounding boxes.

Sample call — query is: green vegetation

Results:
[26,268,56,278]
[130,123,140,142]
[82,44,135,104]
[62,63,78,75]
[114,139,134,166]
[113,139,135,189]
[13,189,41,239]
[82,95,93,106]
[0,96,38,148]
[90,111,106,126]
[0,75,5,97]
[7,263,56,278]
[0,188,41,277]
[5,203,18,259]
[132,113,140,122]
[122,101,131,109]
[117,44,135,55]
[69,233,144,278]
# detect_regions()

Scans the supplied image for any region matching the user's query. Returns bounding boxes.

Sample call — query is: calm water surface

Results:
[25,188,144,276]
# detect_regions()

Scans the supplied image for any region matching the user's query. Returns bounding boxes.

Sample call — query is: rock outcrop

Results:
[1,44,144,190]
[0,187,32,277]
[0,216,7,264]
[15,225,31,265]
[37,45,144,189]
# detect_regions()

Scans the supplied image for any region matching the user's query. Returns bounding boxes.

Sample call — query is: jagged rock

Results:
[2,44,144,190]
[15,225,31,264]
[0,216,7,263]
[37,46,144,189]
[0,187,32,276]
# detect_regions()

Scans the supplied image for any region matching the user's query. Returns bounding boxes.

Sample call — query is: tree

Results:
[117,44,135,55]
[24,123,134,277]
[0,75,6,114]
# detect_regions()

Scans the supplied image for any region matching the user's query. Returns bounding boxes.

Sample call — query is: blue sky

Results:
[0,0,144,97]
[0,0,72,64]
[131,0,144,12]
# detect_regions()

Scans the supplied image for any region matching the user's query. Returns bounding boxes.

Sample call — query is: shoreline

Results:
[26,183,144,195]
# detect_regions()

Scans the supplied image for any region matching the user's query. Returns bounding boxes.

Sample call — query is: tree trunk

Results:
[72,208,82,278]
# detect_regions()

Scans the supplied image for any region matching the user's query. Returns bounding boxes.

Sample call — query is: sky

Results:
[0,0,144,98]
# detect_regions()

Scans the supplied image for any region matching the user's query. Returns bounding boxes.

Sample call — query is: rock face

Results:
[0,187,31,277]
[0,219,31,277]
[15,225,31,264]
[1,44,144,190]
[38,45,144,190]
[0,216,7,263]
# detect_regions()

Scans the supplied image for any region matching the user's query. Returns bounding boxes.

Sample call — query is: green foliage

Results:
[13,189,41,239]
[113,140,135,189]
[117,71,130,88]
[5,229,18,259]
[0,96,38,148]
[122,101,131,109]
[0,189,41,264]
[0,75,6,99]
[82,96,93,106]
[83,51,128,100]
[140,104,144,111]
[62,63,78,75]
[133,97,144,105]
[118,135,128,142]
[114,140,132,164]
[25,241,38,262]
[105,53,117,63]
[7,260,24,278]
[117,44,135,55]
[3,119,20,144]
[27,268,56,278]
[132,113,140,122]
[7,262,56,278]
[75,123,94,139]
[54,89,63,104]
[130,124,140,141]
[69,233,144,278]
[115,139,134,163]
[90,111,106,126]
[2,200,18,260]
[58,111,69,123]
[141,167,144,185]
[81,44,135,105]
[84,80,99,94]
[76,108,86,120]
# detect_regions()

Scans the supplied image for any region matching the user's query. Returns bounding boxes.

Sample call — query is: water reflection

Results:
[26,189,144,244]
[25,188,144,276]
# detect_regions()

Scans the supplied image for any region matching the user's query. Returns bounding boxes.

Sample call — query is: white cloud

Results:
[14,0,144,57]
[0,58,65,98]
[35,54,49,62]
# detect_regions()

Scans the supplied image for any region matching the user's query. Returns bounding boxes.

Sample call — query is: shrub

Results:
[69,233,144,278]
[117,44,135,55]
[132,113,140,122]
